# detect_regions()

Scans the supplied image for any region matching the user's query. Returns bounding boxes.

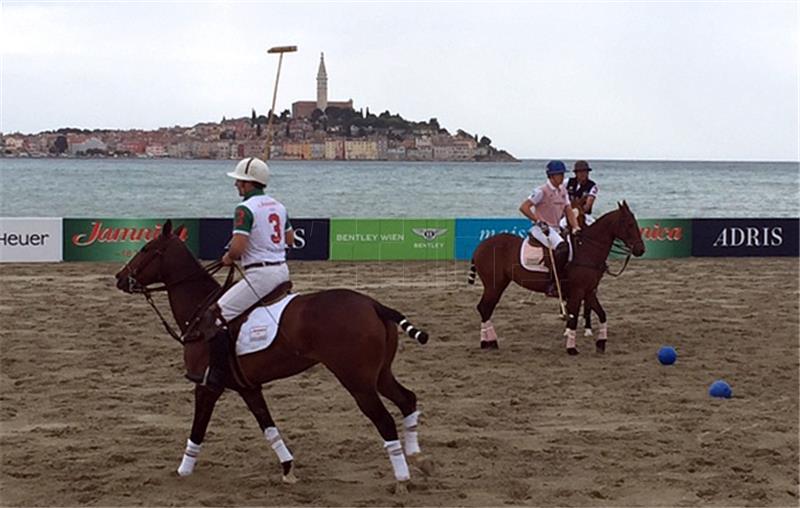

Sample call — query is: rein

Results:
[137,260,234,345]
[572,219,634,277]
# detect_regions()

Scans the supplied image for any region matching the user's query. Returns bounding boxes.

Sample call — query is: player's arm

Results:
[519,189,542,222]
[223,205,253,265]
[284,215,294,247]
[223,233,249,265]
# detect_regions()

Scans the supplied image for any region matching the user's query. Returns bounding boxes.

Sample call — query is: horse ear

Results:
[617,201,622,209]
[622,200,629,210]
[162,219,173,236]
[174,224,185,238]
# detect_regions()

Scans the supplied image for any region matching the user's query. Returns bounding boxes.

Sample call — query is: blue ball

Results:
[658,346,677,365]
[709,380,732,399]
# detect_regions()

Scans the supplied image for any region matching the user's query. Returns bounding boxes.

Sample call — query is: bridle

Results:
[571,212,639,277]
[122,240,233,345]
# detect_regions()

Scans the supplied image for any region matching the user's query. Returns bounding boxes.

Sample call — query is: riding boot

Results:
[205,327,231,390]
[545,243,569,298]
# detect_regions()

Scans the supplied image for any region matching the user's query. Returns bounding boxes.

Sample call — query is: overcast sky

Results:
[1,1,797,160]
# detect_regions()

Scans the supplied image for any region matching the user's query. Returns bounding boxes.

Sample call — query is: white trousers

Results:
[529,224,564,250]
[217,264,290,322]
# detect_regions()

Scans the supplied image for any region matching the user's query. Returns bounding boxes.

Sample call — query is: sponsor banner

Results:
[0,218,63,262]
[63,218,199,262]
[625,218,692,259]
[692,218,799,257]
[455,218,530,260]
[199,218,329,260]
[330,219,455,260]
[455,218,692,260]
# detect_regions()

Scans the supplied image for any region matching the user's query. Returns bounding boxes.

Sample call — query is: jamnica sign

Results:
[640,223,683,241]
[71,221,190,246]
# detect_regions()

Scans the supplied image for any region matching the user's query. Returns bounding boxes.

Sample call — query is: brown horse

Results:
[114,220,428,490]
[469,201,645,354]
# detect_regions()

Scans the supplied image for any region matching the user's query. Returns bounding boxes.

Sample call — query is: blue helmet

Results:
[546,160,566,176]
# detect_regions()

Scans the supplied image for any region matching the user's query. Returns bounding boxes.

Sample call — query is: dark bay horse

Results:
[114,220,428,490]
[469,201,645,354]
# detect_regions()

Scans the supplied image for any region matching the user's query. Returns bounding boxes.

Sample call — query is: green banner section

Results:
[330,219,455,260]
[610,218,692,259]
[63,218,200,262]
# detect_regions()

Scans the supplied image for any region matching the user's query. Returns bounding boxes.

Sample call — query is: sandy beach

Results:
[1,258,798,506]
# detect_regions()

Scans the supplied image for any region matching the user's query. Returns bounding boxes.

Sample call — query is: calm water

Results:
[0,158,797,218]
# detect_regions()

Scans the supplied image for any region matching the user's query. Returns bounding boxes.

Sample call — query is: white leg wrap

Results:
[384,440,410,481]
[265,427,293,463]
[584,328,593,337]
[564,329,577,349]
[177,439,201,477]
[598,322,608,340]
[402,410,421,456]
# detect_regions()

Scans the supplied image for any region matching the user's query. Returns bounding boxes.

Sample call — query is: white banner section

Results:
[0,218,63,262]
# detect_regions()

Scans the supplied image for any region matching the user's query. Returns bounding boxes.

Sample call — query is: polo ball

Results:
[657,346,677,365]
[709,380,732,399]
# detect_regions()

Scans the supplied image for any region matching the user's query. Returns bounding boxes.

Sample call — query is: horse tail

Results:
[374,303,429,345]
[467,260,477,285]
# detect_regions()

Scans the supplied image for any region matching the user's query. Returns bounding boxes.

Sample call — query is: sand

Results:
[1,258,798,507]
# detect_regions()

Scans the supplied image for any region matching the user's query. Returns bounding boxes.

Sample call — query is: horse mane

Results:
[167,235,221,291]
[583,207,620,237]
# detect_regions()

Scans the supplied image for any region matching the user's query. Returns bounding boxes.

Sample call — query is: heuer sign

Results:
[0,218,63,262]
[692,219,799,257]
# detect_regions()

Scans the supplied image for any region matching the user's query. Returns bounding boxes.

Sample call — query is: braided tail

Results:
[374,303,429,344]
[467,262,477,285]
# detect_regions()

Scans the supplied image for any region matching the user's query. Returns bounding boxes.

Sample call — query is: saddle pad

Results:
[520,242,549,272]
[236,294,299,356]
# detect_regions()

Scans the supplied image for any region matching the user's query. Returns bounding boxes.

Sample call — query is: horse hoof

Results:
[567,347,579,356]
[281,472,299,484]
[584,328,593,337]
[480,340,499,350]
[394,481,409,495]
[595,340,606,353]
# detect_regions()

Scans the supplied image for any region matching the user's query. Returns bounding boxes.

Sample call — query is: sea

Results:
[0,158,798,219]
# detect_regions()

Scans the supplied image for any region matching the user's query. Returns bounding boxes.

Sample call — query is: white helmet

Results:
[227,157,269,186]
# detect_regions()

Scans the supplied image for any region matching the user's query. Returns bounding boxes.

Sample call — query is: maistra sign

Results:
[0,218,63,262]
[692,219,799,257]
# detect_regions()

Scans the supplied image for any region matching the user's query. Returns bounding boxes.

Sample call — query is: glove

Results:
[537,221,550,236]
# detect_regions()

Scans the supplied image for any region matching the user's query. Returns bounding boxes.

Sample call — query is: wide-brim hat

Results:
[574,160,592,172]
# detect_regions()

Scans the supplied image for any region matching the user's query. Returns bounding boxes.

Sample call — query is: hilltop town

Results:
[1,54,516,163]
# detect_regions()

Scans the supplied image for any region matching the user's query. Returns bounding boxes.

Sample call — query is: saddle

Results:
[190,281,294,344]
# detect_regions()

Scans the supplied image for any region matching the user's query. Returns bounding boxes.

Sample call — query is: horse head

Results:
[614,201,645,257]
[115,219,186,293]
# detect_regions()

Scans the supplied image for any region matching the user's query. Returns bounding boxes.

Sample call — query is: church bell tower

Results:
[316,52,328,112]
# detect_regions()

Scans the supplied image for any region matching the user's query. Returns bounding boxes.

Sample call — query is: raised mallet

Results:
[263,45,297,160]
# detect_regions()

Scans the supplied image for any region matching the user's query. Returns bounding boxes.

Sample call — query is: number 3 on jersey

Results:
[268,213,282,244]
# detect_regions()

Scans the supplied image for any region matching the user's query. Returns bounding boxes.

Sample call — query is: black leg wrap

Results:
[205,328,231,390]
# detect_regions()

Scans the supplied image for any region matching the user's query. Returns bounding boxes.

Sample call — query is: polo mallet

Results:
[263,45,297,160]
[547,243,567,319]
